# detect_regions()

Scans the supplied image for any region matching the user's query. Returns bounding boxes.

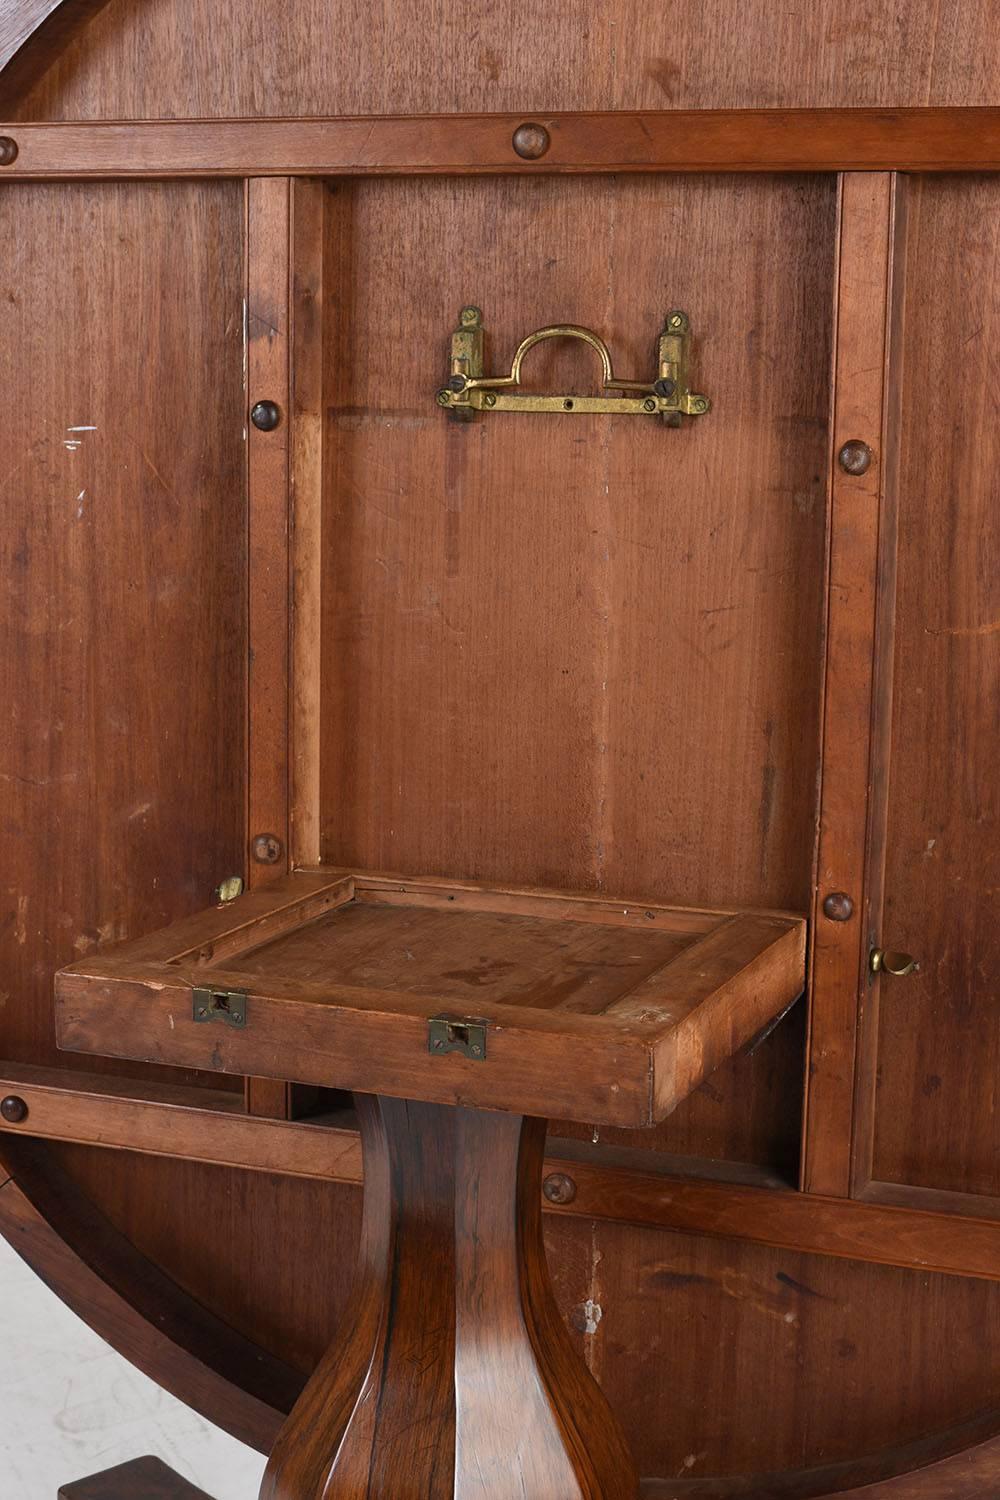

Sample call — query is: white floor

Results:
[0,1233,267,1499]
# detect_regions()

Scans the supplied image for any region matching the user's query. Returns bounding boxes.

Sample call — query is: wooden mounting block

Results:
[54,867,805,1128]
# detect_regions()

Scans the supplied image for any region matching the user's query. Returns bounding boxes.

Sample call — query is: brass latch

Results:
[428,1016,488,1060]
[436,307,711,426]
[193,987,248,1028]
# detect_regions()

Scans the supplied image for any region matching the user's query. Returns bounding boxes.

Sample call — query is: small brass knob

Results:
[870,948,919,977]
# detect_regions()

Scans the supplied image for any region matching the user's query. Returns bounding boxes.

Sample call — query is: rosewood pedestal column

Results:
[261,1096,637,1500]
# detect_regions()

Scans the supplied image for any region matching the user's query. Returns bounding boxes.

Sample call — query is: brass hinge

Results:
[428,1016,488,1060]
[436,306,711,425]
[193,987,248,1028]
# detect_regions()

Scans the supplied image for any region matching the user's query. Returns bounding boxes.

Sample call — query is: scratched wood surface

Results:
[41,1140,1000,1487]
[869,175,1000,1201]
[0,180,246,1087]
[319,172,832,1168]
[12,0,1000,119]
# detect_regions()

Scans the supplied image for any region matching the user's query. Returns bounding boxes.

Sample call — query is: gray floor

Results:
[0,1233,266,1499]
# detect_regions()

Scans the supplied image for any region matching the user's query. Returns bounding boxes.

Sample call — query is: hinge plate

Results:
[193,987,248,1029]
[428,1016,488,1060]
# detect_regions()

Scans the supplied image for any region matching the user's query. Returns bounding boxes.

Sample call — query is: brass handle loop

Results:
[436,306,711,423]
[471,324,617,392]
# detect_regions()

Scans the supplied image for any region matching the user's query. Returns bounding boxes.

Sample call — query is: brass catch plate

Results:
[428,1016,488,1060]
[193,987,248,1029]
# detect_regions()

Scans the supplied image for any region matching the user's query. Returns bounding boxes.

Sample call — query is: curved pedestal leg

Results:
[261,1096,638,1500]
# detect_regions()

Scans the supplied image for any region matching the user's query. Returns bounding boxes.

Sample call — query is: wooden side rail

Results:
[3,1062,1000,1285]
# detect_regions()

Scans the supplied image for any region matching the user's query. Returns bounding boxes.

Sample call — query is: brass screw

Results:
[823,892,854,922]
[0,1096,28,1124]
[512,122,551,160]
[0,138,18,167]
[642,397,657,413]
[483,393,497,409]
[252,833,283,865]
[460,306,482,328]
[667,311,688,331]
[436,390,452,407]
[543,1172,577,1206]
[690,395,710,415]
[838,439,872,476]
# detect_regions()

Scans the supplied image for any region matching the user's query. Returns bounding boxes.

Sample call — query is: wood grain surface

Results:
[318,170,831,1166]
[13,2,1000,119]
[870,175,1000,1202]
[0,179,246,1084]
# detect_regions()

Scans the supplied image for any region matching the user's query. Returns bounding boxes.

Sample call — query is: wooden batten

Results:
[802,172,901,1198]
[2,110,1000,177]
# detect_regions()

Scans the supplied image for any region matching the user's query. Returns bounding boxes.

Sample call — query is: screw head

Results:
[483,393,497,409]
[436,389,452,407]
[543,1172,577,1206]
[459,306,482,328]
[838,439,872,476]
[512,122,551,160]
[654,378,676,399]
[0,1096,28,1124]
[447,375,468,393]
[642,397,658,413]
[252,833,283,865]
[666,311,689,331]
[823,891,855,922]
[0,138,18,167]
[251,400,281,432]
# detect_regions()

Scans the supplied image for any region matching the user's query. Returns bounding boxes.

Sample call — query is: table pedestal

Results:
[261,1095,638,1500]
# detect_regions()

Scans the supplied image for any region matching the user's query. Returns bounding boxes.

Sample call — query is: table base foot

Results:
[58,1456,216,1498]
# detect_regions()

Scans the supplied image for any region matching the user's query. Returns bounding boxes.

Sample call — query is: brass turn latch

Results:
[437,307,711,426]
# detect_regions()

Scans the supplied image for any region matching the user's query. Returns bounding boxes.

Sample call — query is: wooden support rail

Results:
[3,1063,1000,1284]
[2,109,1000,179]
